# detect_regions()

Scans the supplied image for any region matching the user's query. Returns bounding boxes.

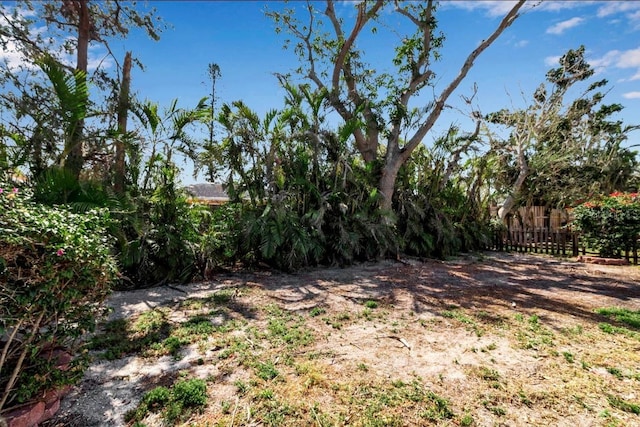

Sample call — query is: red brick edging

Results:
[576,255,630,266]
[2,349,73,427]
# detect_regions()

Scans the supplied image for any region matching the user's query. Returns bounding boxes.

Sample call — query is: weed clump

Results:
[125,378,208,425]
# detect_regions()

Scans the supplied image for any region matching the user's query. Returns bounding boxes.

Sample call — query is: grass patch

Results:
[478,367,501,382]
[606,366,624,379]
[208,289,235,305]
[481,343,497,352]
[264,305,315,348]
[598,322,640,339]
[460,413,474,426]
[441,308,484,336]
[607,394,640,414]
[596,307,640,329]
[561,325,584,336]
[514,314,555,350]
[255,361,279,381]
[89,309,172,359]
[442,309,474,324]
[309,306,325,317]
[90,303,246,360]
[483,401,506,416]
[562,351,575,363]
[364,300,379,309]
[345,379,455,424]
[125,378,207,425]
[322,311,353,330]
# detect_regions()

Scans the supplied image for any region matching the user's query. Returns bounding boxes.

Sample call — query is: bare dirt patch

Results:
[45,252,640,426]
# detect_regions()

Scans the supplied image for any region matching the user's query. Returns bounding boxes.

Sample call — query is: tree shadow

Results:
[257,253,640,331]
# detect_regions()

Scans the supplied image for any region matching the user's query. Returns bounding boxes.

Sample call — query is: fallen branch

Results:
[378,335,412,350]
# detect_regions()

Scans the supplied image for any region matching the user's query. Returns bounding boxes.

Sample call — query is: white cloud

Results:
[0,40,38,71]
[589,50,621,70]
[515,40,529,48]
[597,2,640,18]
[88,54,114,72]
[597,1,640,30]
[0,7,44,71]
[537,1,596,13]
[544,55,561,67]
[546,17,584,35]
[617,47,640,68]
[588,47,640,81]
[448,0,597,17]
[622,91,640,99]
[444,1,532,18]
[0,7,112,73]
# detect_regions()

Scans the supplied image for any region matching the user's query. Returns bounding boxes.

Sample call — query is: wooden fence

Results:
[487,228,640,265]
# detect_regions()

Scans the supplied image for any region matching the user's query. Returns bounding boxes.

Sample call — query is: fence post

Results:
[505,230,509,252]
[518,229,522,253]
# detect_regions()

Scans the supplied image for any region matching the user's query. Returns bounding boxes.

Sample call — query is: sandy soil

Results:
[44,252,640,427]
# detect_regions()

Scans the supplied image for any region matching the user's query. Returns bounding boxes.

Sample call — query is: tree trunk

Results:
[376,0,526,215]
[379,150,403,212]
[114,51,132,194]
[65,0,90,179]
[498,145,529,220]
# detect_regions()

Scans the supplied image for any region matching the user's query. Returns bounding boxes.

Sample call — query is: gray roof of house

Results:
[185,183,229,203]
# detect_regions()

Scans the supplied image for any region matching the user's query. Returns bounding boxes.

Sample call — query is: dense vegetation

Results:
[0,180,117,410]
[0,0,638,417]
[572,192,640,258]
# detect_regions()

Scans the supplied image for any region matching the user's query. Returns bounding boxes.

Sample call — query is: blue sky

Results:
[116,2,640,166]
[2,1,640,183]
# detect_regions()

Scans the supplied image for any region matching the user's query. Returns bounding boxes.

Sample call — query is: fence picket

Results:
[488,228,638,265]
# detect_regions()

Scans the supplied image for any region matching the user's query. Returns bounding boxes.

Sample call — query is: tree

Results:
[268,0,526,211]
[114,51,132,194]
[131,97,211,192]
[485,46,639,218]
[207,63,221,147]
[0,0,165,180]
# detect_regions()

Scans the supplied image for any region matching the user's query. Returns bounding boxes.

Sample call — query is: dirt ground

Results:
[46,252,640,427]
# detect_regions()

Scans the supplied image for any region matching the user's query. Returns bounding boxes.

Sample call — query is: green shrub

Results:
[394,146,492,259]
[0,182,117,412]
[572,192,640,257]
[172,378,208,408]
[196,202,243,275]
[142,386,171,409]
[118,164,206,288]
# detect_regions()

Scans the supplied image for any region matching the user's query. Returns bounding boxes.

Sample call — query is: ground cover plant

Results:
[49,253,640,426]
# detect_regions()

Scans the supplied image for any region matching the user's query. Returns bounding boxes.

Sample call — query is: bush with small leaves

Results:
[572,192,640,257]
[0,181,117,412]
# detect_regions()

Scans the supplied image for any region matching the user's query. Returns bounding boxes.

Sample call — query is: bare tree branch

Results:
[401,0,526,163]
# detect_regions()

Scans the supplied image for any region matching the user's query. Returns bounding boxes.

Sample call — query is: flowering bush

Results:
[572,192,640,257]
[0,182,117,412]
